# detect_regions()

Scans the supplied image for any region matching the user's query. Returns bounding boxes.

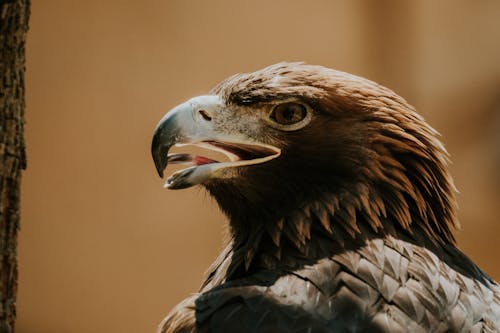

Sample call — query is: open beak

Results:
[151,95,281,189]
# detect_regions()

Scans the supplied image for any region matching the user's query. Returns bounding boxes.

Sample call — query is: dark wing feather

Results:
[159,295,197,333]
[162,238,500,333]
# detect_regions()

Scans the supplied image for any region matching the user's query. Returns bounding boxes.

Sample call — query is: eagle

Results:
[151,62,500,333]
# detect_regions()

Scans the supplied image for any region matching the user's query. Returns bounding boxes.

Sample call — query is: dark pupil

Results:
[275,103,306,124]
[282,108,295,121]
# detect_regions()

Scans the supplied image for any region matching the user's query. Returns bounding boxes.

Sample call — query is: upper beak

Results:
[151,110,180,178]
[151,95,280,189]
[152,95,222,177]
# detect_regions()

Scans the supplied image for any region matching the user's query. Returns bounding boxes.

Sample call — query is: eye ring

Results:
[267,102,313,131]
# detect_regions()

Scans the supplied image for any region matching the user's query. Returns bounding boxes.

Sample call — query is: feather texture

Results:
[157,63,499,333]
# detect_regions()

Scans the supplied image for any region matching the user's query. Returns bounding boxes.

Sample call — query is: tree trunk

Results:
[0,1,30,332]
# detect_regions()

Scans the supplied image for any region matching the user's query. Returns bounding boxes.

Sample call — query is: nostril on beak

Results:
[198,109,212,121]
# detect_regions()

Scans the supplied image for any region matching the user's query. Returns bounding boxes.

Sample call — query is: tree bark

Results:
[0,1,30,332]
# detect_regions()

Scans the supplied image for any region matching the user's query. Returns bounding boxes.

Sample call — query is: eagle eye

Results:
[268,102,312,131]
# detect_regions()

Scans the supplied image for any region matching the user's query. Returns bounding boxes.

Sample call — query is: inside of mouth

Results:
[166,152,220,167]
[193,155,218,166]
[204,141,277,161]
[167,141,278,167]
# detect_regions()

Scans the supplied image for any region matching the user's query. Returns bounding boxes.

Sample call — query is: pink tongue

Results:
[194,156,218,166]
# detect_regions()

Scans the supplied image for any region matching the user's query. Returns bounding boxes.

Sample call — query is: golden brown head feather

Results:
[205,63,459,277]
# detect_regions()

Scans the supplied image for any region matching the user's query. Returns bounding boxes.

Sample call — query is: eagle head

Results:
[152,62,458,249]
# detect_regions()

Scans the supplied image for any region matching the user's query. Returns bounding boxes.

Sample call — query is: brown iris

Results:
[270,102,307,125]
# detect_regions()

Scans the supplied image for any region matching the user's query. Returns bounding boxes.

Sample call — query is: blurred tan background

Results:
[18,1,500,332]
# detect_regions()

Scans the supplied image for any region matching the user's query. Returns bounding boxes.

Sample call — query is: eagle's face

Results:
[152,63,456,238]
[152,92,367,212]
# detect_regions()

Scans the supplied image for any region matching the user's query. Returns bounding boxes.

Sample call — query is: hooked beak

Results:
[151,95,281,189]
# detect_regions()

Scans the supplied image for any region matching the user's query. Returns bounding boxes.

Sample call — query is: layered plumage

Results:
[152,63,500,333]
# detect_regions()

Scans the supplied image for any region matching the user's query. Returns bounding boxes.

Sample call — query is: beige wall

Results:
[18,1,500,332]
